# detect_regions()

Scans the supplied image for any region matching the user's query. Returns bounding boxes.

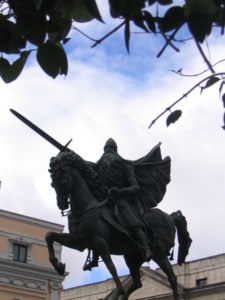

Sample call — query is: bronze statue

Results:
[85,138,152,264]
[10,109,192,300]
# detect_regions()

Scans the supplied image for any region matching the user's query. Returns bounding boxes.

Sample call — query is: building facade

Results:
[61,253,225,300]
[0,209,65,300]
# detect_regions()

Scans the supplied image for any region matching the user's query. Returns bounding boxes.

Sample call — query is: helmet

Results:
[103,138,117,152]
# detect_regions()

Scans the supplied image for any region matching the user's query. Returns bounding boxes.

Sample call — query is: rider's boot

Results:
[132,228,152,262]
[83,251,99,271]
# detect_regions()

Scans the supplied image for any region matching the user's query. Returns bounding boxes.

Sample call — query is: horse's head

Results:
[49,151,76,212]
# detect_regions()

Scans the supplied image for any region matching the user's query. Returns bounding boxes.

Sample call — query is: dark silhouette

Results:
[46,140,191,300]
[9,109,192,299]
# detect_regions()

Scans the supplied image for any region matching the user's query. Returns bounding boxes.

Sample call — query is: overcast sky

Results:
[0,1,225,289]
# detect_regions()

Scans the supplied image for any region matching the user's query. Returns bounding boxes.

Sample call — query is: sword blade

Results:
[10,109,67,152]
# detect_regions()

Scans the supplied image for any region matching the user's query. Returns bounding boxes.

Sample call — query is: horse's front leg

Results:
[45,231,76,275]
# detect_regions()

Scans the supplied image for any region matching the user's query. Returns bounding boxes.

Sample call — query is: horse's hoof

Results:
[57,262,66,275]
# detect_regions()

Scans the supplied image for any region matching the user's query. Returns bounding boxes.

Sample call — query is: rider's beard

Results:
[97,152,121,174]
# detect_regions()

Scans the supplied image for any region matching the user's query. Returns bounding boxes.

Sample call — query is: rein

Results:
[61,209,71,217]
[61,200,71,217]
[61,199,108,218]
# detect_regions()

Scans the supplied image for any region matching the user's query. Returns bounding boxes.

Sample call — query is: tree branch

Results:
[91,20,126,48]
[72,26,97,42]
[148,72,225,129]
[194,38,215,74]
[169,59,225,77]
[157,26,181,58]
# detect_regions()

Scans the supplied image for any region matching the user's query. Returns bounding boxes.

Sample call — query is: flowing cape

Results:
[85,143,171,208]
[131,143,171,210]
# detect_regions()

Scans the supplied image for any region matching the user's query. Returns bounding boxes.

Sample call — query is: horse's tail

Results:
[171,210,192,266]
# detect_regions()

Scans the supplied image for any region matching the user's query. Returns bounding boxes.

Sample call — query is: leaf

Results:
[109,0,121,18]
[222,112,225,130]
[148,0,157,5]
[84,0,104,23]
[204,76,220,89]
[0,16,12,52]
[0,51,30,83]
[37,43,68,78]
[56,0,94,23]
[222,93,225,108]
[32,0,43,10]
[160,6,184,32]
[124,20,130,53]
[143,11,156,33]
[157,0,173,5]
[0,18,27,54]
[109,0,145,19]
[188,12,213,43]
[132,13,149,32]
[186,0,217,15]
[0,57,10,80]
[166,110,182,127]
[47,17,72,43]
[219,81,224,96]
[63,38,71,44]
[17,12,47,46]
[5,51,30,83]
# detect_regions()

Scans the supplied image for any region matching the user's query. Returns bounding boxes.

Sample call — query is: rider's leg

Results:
[131,227,152,262]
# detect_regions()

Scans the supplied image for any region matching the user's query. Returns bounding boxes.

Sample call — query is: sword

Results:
[10,109,72,152]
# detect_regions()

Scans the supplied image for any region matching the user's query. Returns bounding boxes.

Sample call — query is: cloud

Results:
[1,21,225,289]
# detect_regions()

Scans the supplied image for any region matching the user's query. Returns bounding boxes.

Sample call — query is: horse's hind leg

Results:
[93,237,125,296]
[153,254,179,300]
[122,253,143,300]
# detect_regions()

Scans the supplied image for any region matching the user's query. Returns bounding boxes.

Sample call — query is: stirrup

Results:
[83,260,99,271]
[143,248,152,262]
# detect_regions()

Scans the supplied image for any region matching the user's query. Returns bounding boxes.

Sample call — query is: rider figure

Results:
[83,138,152,271]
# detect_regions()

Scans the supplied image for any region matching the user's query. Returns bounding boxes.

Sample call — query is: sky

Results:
[0,1,225,289]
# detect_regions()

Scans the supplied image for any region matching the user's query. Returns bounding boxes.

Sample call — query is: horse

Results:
[45,152,191,300]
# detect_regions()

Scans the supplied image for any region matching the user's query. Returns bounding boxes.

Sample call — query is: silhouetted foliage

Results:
[1,0,225,128]
[0,0,224,82]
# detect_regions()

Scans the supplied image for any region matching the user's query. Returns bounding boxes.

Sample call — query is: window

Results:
[196,277,207,287]
[13,243,27,263]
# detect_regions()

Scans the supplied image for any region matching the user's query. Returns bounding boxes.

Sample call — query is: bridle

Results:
[60,200,71,217]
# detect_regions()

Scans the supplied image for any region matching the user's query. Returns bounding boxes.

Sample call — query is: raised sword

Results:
[10,109,72,152]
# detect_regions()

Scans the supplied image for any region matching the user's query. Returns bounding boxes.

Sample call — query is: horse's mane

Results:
[49,151,105,201]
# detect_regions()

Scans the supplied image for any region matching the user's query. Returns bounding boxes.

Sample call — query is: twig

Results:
[160,31,180,54]
[91,20,126,48]
[72,26,97,42]
[157,26,181,58]
[132,31,192,44]
[221,4,225,35]
[194,38,215,74]
[169,59,225,77]
[148,72,225,129]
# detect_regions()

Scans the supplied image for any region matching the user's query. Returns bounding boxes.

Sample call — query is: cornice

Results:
[141,267,184,291]
[0,258,67,281]
[184,281,225,297]
[0,272,48,293]
[0,209,64,232]
[0,229,61,251]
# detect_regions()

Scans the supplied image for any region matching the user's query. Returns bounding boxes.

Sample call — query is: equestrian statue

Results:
[10,109,192,300]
